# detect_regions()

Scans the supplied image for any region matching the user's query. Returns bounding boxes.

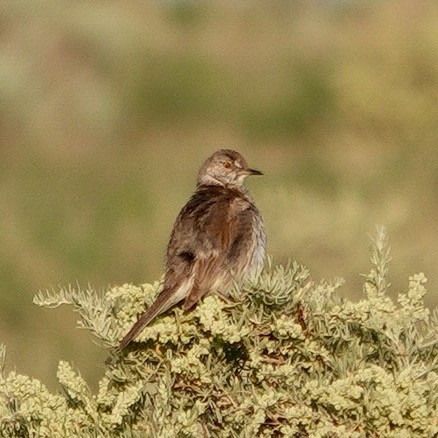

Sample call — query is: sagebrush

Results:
[1,228,438,437]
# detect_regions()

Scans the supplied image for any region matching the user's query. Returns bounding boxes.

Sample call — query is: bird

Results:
[118,149,266,351]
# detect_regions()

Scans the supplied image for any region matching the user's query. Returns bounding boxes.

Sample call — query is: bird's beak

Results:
[247,168,263,176]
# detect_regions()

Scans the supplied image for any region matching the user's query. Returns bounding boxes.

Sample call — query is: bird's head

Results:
[197,149,263,188]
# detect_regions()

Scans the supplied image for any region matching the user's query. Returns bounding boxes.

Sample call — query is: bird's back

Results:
[165,184,265,291]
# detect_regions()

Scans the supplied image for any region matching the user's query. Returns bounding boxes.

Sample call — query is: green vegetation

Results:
[1,1,437,388]
[1,230,437,436]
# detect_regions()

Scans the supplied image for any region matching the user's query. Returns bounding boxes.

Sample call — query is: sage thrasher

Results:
[118,149,266,350]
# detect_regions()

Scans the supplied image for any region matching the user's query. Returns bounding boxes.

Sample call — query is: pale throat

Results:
[198,173,245,190]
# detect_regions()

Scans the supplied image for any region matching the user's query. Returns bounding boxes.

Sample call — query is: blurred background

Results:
[1,1,437,389]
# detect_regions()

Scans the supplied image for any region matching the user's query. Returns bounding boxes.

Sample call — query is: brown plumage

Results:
[118,149,266,351]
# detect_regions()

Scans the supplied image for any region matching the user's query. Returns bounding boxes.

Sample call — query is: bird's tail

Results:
[116,289,177,352]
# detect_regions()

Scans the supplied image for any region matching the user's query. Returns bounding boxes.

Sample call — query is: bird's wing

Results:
[176,189,251,310]
[182,249,227,310]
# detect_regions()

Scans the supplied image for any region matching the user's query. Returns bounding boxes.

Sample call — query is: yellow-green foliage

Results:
[2,1,438,390]
[1,229,438,437]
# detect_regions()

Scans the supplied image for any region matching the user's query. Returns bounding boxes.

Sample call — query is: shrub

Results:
[1,228,437,437]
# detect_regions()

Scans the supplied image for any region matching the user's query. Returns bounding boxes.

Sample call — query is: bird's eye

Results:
[223,162,231,169]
